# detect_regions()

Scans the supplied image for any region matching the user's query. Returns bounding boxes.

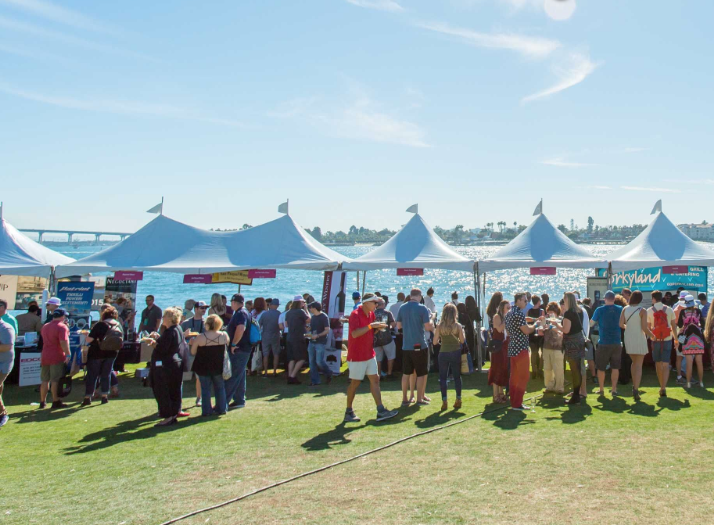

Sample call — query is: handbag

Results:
[250,346,262,372]
[222,349,232,380]
[178,331,192,372]
[486,335,503,353]
[460,353,470,374]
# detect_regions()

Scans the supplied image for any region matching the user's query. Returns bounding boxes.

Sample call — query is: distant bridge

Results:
[20,229,132,243]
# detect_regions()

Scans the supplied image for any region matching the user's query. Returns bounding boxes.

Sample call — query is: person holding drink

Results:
[344,293,398,423]
[307,302,332,386]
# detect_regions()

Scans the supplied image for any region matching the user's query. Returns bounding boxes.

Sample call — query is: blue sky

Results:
[1,0,712,235]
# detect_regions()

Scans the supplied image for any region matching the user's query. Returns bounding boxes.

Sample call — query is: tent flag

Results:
[406,204,418,214]
[147,197,163,214]
[278,200,289,215]
[650,199,662,215]
[533,199,543,216]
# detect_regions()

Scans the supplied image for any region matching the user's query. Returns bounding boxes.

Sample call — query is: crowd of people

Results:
[0,283,712,428]
[485,287,713,411]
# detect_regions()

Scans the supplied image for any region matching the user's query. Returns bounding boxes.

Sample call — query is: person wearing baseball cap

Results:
[39,308,71,409]
[259,298,282,377]
[225,294,252,409]
[344,293,398,423]
[285,295,310,384]
[182,300,209,406]
[352,291,361,311]
[590,290,623,397]
[44,297,61,324]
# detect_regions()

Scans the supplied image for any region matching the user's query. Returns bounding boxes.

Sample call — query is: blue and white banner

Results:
[597,266,708,293]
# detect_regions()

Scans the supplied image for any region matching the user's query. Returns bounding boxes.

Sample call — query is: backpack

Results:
[99,320,124,352]
[651,307,671,340]
[680,308,702,333]
[683,334,705,354]
[249,316,262,345]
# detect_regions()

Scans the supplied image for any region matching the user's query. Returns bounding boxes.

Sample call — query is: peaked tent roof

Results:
[342,214,474,272]
[0,218,75,277]
[480,213,605,272]
[55,214,348,277]
[604,212,714,271]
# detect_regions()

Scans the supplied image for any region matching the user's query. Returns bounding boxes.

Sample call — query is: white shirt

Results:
[278,312,287,333]
[424,296,436,314]
[581,305,590,339]
[389,301,403,319]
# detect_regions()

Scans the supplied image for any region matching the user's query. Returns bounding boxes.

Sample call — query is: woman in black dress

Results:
[146,307,185,427]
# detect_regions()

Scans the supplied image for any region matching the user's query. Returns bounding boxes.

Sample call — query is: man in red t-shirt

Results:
[39,309,71,409]
[344,293,398,423]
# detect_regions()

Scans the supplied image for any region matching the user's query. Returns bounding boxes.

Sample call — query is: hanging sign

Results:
[212,271,253,285]
[183,274,212,284]
[530,267,557,275]
[663,266,689,275]
[114,271,144,281]
[397,268,424,276]
[248,269,276,279]
[597,266,707,293]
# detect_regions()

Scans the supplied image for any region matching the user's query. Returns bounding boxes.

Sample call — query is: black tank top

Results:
[191,334,226,376]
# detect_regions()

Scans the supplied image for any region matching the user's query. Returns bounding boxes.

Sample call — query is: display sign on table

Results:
[322,270,347,375]
[397,268,424,276]
[19,352,42,387]
[57,281,95,368]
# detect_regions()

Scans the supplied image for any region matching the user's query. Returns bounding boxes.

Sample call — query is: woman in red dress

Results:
[487,294,510,403]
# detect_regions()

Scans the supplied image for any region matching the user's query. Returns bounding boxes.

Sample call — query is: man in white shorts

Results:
[344,293,398,423]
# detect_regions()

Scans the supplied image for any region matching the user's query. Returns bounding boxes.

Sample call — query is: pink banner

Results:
[183,274,212,284]
[663,265,689,275]
[114,271,143,281]
[397,268,424,276]
[248,269,276,279]
[530,267,557,276]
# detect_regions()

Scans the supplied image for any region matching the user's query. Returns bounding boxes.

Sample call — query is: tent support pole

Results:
[362,271,367,295]
[607,263,613,290]
[49,267,57,296]
[356,271,360,290]
[474,264,484,372]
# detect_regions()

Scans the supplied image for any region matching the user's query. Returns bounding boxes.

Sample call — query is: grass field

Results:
[3,361,714,525]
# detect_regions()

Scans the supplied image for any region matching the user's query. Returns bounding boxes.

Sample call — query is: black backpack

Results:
[99,320,124,352]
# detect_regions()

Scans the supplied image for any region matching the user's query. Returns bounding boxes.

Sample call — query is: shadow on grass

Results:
[684,386,714,401]
[541,396,593,424]
[63,414,204,455]
[657,397,691,411]
[481,406,534,430]
[10,403,82,424]
[414,409,465,429]
[301,410,413,451]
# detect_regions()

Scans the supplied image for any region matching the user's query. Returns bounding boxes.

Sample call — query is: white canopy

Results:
[480,213,605,272]
[342,213,474,272]
[0,218,74,277]
[604,211,714,271]
[56,214,348,277]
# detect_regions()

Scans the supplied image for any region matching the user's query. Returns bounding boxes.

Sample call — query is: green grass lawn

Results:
[3,362,714,525]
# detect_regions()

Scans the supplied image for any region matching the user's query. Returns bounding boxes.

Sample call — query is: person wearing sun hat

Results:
[344,293,398,423]
[285,295,310,385]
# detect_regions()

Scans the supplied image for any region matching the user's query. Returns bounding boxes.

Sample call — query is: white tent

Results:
[0,217,75,277]
[480,213,605,272]
[56,214,348,277]
[604,211,714,272]
[342,213,474,272]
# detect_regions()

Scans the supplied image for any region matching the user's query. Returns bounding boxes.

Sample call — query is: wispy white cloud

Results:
[0,82,246,127]
[269,92,429,148]
[0,15,151,61]
[621,186,681,194]
[345,0,404,12]
[540,157,595,168]
[522,51,598,103]
[623,147,649,153]
[416,21,560,59]
[0,0,114,34]
[498,0,542,11]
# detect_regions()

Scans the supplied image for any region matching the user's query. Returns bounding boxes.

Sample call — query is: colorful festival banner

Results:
[597,266,708,293]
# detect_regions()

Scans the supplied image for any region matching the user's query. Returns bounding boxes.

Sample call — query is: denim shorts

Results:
[652,340,673,363]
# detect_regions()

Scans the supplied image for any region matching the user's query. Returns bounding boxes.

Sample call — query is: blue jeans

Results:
[225,349,250,405]
[438,351,462,401]
[85,357,116,397]
[308,342,332,385]
[198,374,227,416]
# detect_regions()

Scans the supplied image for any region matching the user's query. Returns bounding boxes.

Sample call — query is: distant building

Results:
[678,223,714,241]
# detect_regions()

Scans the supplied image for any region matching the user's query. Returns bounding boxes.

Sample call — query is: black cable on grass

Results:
[159,388,559,525]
